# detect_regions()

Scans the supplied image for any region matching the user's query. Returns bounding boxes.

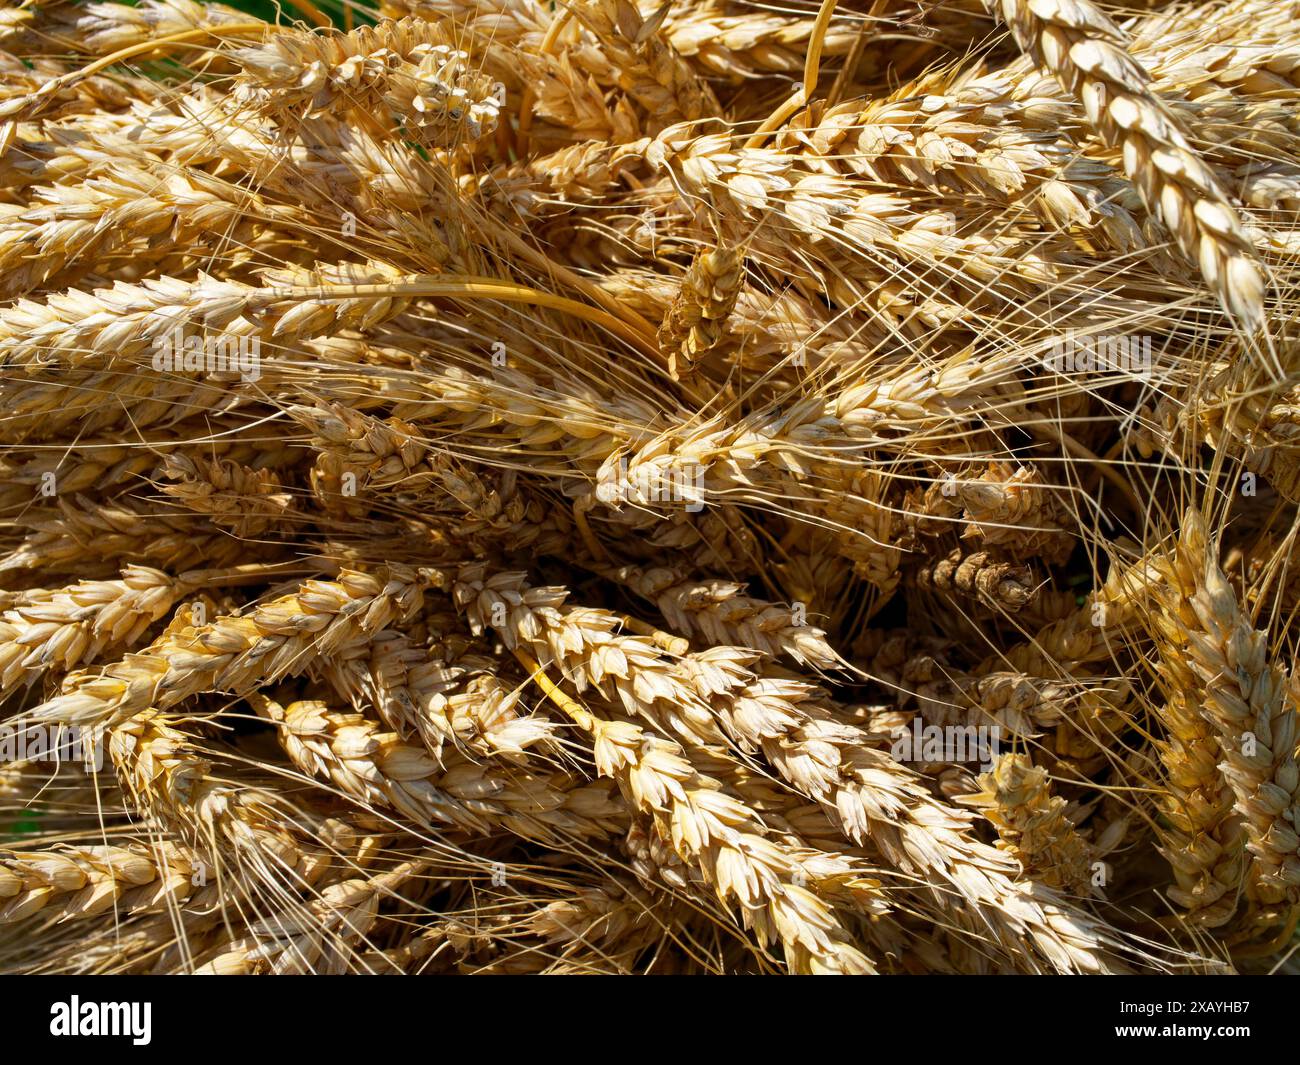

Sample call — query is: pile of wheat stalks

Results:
[0,0,1299,976]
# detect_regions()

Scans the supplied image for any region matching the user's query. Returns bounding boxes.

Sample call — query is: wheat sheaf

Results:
[0,0,1298,975]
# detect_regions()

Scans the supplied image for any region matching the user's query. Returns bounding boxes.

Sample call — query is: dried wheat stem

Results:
[803,0,840,99]
[270,275,660,361]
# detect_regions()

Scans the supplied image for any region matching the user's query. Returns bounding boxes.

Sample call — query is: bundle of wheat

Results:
[1,0,1299,975]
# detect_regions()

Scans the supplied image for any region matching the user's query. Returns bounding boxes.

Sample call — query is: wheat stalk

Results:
[231,17,502,148]
[0,841,214,924]
[0,566,196,697]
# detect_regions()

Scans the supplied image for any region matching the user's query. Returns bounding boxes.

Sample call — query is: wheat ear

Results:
[961,753,1095,894]
[1153,509,1300,912]
[250,692,624,842]
[987,0,1266,326]
[0,841,215,924]
[29,567,435,730]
